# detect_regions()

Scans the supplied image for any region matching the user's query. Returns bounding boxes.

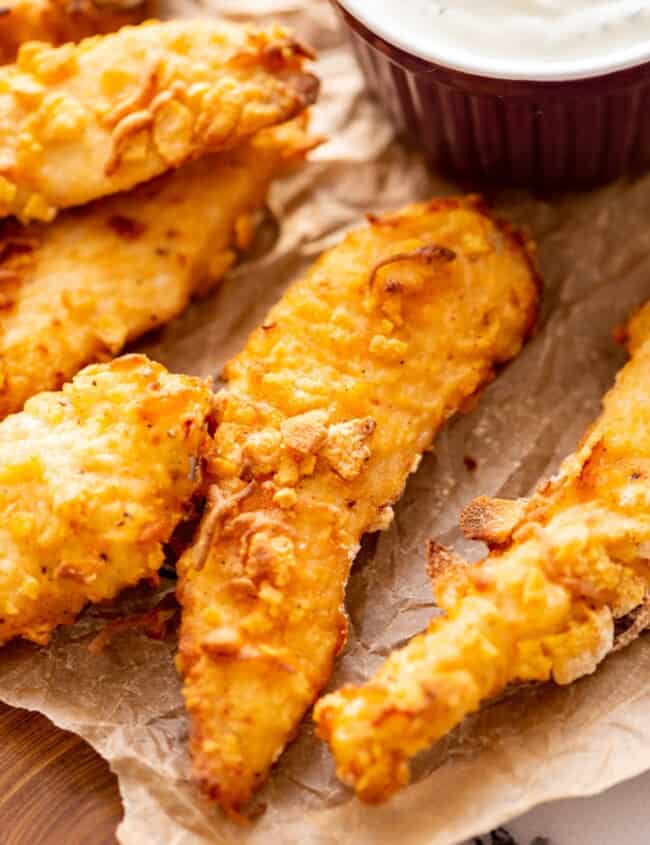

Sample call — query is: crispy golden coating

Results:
[0,353,213,646]
[0,118,314,418]
[0,0,153,64]
[315,300,650,804]
[175,197,540,812]
[0,18,317,221]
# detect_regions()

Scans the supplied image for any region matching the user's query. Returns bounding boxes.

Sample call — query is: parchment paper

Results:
[2,2,650,843]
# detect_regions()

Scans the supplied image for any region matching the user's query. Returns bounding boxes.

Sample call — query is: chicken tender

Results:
[0,18,317,221]
[315,300,650,804]
[0,0,152,64]
[175,197,540,812]
[0,353,213,646]
[0,118,314,418]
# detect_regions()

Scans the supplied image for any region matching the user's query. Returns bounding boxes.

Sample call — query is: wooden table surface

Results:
[0,702,122,845]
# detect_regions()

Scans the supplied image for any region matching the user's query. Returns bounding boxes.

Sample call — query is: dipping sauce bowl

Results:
[333,1,650,187]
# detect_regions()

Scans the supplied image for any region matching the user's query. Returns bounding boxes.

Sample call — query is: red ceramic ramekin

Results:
[332,1,650,188]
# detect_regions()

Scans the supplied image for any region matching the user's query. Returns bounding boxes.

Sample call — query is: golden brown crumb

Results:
[460,495,528,544]
[315,299,650,803]
[175,196,540,812]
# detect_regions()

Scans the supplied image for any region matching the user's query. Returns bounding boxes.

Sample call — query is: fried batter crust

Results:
[0,119,314,418]
[0,18,316,221]
[0,353,213,645]
[315,300,650,804]
[0,0,153,64]
[176,197,540,811]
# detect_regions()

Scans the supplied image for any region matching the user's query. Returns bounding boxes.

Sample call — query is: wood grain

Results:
[0,703,122,845]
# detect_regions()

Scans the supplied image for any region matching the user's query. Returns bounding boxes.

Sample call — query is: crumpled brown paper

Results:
[2,2,650,843]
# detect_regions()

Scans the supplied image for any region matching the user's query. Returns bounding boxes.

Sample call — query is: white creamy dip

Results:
[340,0,650,80]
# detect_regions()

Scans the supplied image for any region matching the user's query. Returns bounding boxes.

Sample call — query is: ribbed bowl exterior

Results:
[333,2,650,187]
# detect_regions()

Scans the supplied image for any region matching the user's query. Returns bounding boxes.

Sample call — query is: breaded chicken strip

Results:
[175,197,540,812]
[315,300,650,804]
[0,18,317,221]
[0,119,314,418]
[0,0,152,64]
[0,353,213,646]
